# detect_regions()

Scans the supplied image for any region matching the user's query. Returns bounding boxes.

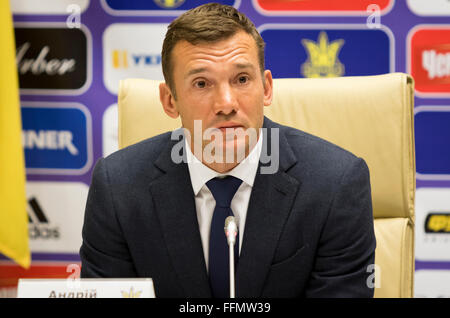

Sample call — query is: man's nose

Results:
[212,84,239,115]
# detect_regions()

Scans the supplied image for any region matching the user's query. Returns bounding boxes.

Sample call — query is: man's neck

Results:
[203,161,240,174]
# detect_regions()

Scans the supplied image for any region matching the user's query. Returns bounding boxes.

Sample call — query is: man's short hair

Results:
[161,2,266,98]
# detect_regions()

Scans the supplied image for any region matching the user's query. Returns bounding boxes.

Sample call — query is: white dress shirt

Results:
[185,132,263,272]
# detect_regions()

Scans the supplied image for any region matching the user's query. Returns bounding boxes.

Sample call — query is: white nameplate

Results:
[17,278,155,298]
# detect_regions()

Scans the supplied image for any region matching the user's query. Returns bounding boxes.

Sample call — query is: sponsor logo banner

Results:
[414,106,450,179]
[259,25,393,78]
[102,0,239,15]
[11,0,89,14]
[0,263,77,288]
[408,26,450,96]
[21,103,92,175]
[14,24,91,95]
[415,270,450,298]
[416,188,450,261]
[25,181,89,254]
[407,0,450,16]
[253,0,393,15]
[103,24,167,94]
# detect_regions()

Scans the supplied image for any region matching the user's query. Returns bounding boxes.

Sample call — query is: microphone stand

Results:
[229,239,235,298]
[225,216,238,299]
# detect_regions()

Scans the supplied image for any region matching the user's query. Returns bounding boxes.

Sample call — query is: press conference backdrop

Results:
[1,0,450,298]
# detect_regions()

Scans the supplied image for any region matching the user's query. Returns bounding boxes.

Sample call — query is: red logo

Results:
[409,26,450,96]
[254,0,393,14]
[0,263,77,288]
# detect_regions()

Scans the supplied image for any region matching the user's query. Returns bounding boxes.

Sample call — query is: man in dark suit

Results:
[80,3,376,297]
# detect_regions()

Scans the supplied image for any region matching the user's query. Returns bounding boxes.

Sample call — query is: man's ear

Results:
[159,82,179,118]
[263,70,273,107]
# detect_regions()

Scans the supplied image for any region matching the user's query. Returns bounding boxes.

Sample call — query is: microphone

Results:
[224,216,238,245]
[224,216,238,298]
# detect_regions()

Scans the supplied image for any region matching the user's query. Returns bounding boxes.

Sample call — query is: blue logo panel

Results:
[21,105,91,174]
[261,27,391,78]
[415,109,450,176]
[104,0,237,11]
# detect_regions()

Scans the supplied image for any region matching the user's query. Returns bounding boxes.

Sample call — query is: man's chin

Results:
[222,140,250,163]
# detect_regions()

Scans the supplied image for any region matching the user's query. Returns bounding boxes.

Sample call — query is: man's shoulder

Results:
[267,119,370,205]
[270,119,359,161]
[100,130,173,175]
[110,131,171,158]
[268,118,366,178]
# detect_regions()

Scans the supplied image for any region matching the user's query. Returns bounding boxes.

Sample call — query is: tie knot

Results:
[206,176,243,208]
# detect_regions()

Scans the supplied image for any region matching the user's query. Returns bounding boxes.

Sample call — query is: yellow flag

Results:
[0,0,30,269]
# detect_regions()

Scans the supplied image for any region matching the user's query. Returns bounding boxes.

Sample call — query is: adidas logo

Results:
[28,197,60,240]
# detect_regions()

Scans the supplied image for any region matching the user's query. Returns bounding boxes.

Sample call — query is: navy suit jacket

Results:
[80,117,376,297]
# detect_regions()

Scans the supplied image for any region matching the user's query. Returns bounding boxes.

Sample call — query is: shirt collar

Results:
[186,129,263,195]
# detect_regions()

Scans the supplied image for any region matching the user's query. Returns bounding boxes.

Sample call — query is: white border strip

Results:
[252,0,395,17]
[22,102,93,176]
[406,0,450,17]
[100,0,241,17]
[11,0,90,15]
[414,105,450,181]
[257,23,395,74]
[14,22,92,96]
[406,24,450,98]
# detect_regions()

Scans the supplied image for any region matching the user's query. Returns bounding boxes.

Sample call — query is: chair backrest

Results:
[118,73,416,298]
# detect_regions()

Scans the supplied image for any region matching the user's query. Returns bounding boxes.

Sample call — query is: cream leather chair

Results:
[118,73,415,298]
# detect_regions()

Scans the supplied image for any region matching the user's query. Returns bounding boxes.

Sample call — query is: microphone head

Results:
[224,216,238,245]
[224,216,237,232]
[225,216,235,228]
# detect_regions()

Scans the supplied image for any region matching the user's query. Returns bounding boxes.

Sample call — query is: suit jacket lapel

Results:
[236,118,301,297]
[149,136,211,297]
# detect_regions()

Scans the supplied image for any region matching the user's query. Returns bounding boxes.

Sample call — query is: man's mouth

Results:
[215,122,244,132]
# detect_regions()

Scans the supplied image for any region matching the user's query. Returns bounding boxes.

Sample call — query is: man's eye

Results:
[238,76,248,84]
[195,81,206,88]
